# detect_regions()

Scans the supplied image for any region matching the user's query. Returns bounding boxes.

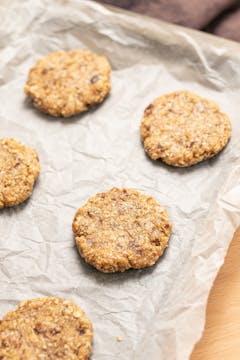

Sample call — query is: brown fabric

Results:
[213,7,240,42]
[97,0,240,42]
[98,0,134,8]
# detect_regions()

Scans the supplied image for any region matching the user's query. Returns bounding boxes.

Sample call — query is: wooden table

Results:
[191,229,240,359]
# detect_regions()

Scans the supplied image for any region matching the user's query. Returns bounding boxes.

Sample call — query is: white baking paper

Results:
[0,1,240,359]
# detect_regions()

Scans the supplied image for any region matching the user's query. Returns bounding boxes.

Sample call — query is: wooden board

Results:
[191,229,240,359]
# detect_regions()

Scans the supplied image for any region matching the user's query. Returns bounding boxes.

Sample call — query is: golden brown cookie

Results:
[24,49,111,117]
[141,90,231,167]
[0,297,93,360]
[72,188,172,273]
[0,138,40,208]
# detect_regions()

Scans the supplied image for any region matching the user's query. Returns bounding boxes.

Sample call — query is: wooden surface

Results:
[191,229,240,360]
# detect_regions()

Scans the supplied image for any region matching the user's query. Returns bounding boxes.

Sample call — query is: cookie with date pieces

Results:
[141,90,231,167]
[0,297,93,360]
[25,49,111,117]
[0,138,40,208]
[72,188,172,273]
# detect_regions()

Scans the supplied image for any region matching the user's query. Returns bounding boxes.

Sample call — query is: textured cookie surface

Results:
[0,138,40,208]
[72,188,172,273]
[141,90,231,167]
[25,49,112,117]
[0,297,93,360]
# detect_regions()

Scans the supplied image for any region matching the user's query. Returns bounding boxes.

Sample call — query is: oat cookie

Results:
[141,90,231,167]
[0,138,40,208]
[25,49,111,117]
[72,188,172,273]
[0,297,93,360]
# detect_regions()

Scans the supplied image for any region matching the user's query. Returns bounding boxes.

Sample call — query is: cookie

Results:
[0,138,40,208]
[72,188,172,273]
[141,90,231,167]
[0,297,93,360]
[24,49,111,117]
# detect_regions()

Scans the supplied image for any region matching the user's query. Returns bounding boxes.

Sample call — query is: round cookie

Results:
[0,297,93,360]
[25,49,112,117]
[72,188,172,273]
[0,138,40,208]
[141,90,231,167]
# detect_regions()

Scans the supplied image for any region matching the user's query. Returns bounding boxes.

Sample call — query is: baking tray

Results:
[1,1,240,359]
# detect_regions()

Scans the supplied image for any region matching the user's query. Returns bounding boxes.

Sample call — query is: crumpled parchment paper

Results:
[0,1,240,359]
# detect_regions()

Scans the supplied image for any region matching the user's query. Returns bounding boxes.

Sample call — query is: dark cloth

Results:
[97,0,240,42]
[213,7,240,42]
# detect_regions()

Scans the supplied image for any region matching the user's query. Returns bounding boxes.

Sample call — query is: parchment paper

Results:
[1,1,240,359]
